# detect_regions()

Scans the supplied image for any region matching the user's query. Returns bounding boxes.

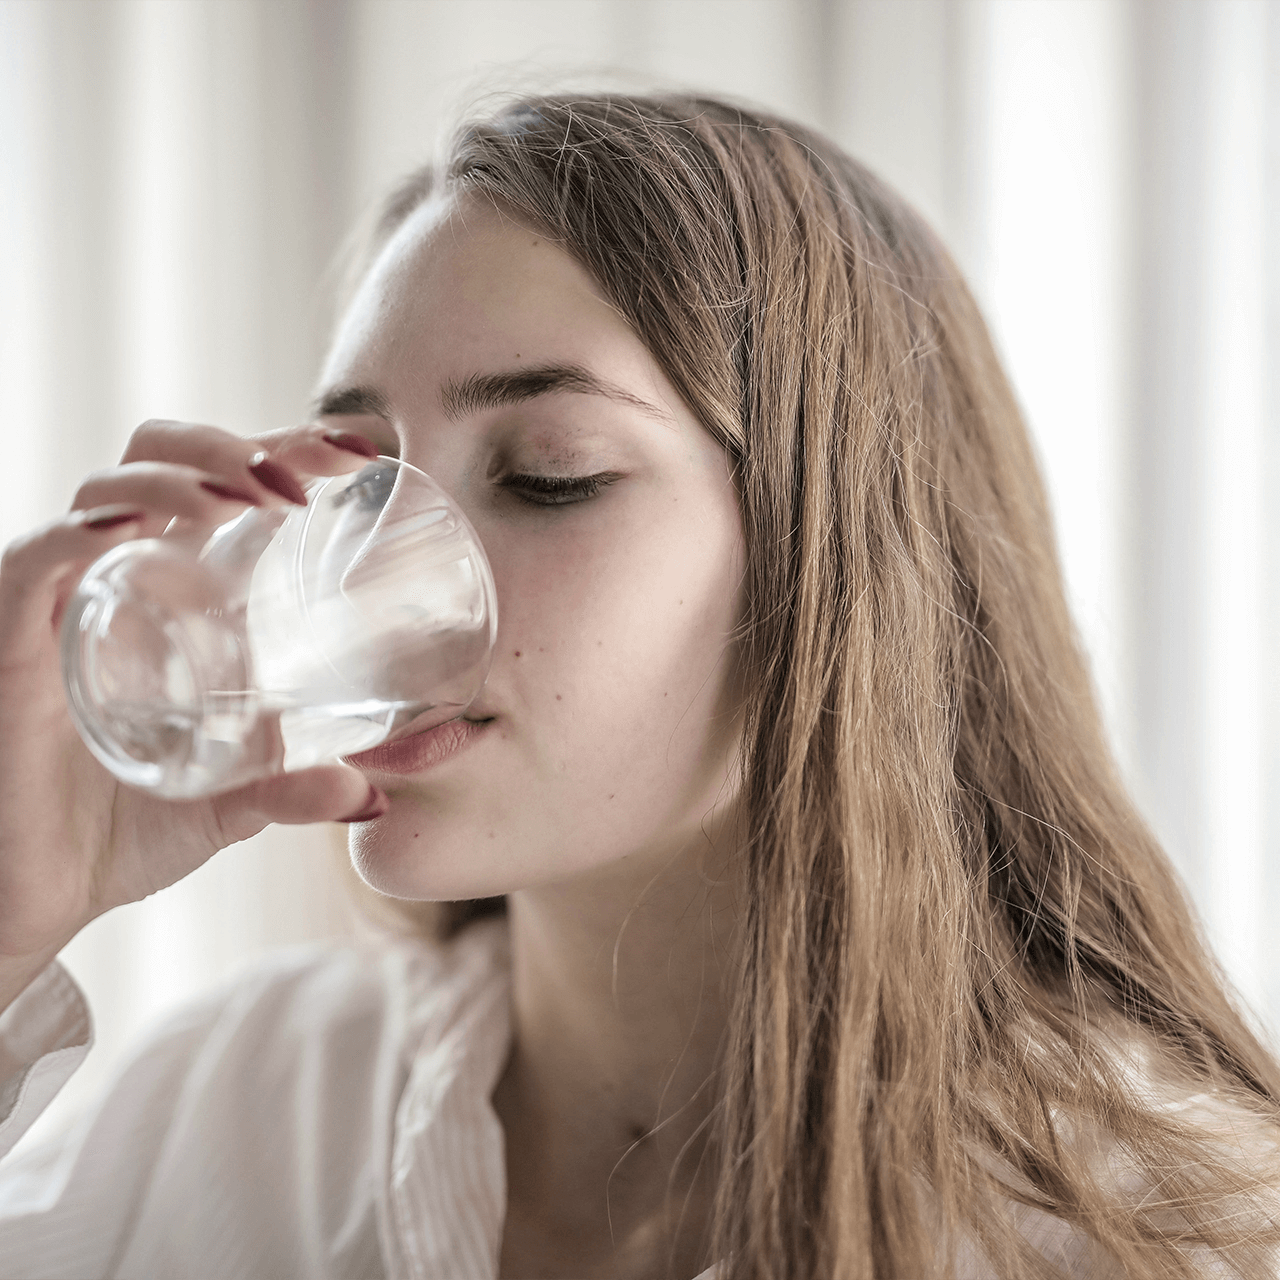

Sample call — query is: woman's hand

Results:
[0,419,386,985]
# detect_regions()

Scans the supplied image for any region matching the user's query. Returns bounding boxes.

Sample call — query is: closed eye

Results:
[498,471,622,508]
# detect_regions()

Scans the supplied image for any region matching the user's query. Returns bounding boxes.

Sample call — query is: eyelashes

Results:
[498,471,621,508]
[324,462,618,515]
[327,461,621,512]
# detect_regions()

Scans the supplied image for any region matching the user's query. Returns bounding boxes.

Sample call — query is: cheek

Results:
[501,503,741,769]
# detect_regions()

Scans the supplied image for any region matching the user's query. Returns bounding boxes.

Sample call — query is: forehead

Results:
[320,193,651,400]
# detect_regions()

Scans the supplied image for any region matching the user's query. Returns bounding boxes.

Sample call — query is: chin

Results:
[346,810,528,903]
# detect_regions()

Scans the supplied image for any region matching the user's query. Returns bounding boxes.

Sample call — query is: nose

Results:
[335,461,477,605]
[307,460,497,702]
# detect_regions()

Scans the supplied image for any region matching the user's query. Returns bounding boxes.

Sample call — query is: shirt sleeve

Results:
[0,960,92,1161]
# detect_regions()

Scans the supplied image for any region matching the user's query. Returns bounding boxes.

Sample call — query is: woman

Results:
[1,92,1277,1280]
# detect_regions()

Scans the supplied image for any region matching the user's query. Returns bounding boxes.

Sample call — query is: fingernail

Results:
[83,509,145,531]
[200,480,261,505]
[338,784,390,824]
[322,429,379,459]
[248,452,308,506]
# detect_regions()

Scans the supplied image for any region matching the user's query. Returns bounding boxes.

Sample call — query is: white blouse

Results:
[0,917,1270,1279]
[0,919,539,1280]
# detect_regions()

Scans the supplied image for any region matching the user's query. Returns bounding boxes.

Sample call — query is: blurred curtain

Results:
[3,0,1277,1155]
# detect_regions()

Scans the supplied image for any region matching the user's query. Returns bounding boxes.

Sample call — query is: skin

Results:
[0,192,747,1279]
[318,195,746,1278]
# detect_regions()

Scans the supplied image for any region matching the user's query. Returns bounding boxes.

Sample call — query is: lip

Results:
[345,717,492,775]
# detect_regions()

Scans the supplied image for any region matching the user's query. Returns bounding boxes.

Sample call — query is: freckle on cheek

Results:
[555,694,562,701]
[514,650,522,658]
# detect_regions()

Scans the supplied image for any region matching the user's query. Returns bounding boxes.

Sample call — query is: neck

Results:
[493,815,740,1277]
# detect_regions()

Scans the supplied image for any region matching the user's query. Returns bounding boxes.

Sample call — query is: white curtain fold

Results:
[2,0,1276,1156]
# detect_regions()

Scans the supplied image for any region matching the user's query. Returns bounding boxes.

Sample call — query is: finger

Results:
[0,507,146,661]
[120,418,275,479]
[253,422,385,479]
[118,420,310,508]
[212,764,389,842]
[72,461,264,524]
[122,418,385,503]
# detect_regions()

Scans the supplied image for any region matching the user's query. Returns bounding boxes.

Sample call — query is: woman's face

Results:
[318,194,745,901]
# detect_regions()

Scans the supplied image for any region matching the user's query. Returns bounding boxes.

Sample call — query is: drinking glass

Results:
[61,458,496,798]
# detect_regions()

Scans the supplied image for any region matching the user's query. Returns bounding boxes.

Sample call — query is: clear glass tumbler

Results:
[61,458,497,798]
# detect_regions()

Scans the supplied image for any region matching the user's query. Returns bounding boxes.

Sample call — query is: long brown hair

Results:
[359,93,1280,1278]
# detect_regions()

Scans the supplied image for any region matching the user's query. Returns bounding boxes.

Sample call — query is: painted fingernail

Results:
[338,784,390,824]
[322,429,379,459]
[83,509,145,531]
[200,480,261,505]
[248,452,308,506]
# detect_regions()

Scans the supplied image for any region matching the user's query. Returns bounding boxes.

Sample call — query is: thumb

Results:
[212,764,388,838]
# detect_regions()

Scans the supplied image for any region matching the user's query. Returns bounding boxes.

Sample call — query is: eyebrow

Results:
[313,363,672,427]
[440,363,670,422]
[311,385,393,419]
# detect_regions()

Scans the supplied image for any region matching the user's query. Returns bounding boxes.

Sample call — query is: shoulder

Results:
[29,915,514,1154]
[144,915,512,1085]
[1056,1026,1280,1276]
[32,919,510,1198]
[953,1021,1280,1278]
[0,921,510,1279]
